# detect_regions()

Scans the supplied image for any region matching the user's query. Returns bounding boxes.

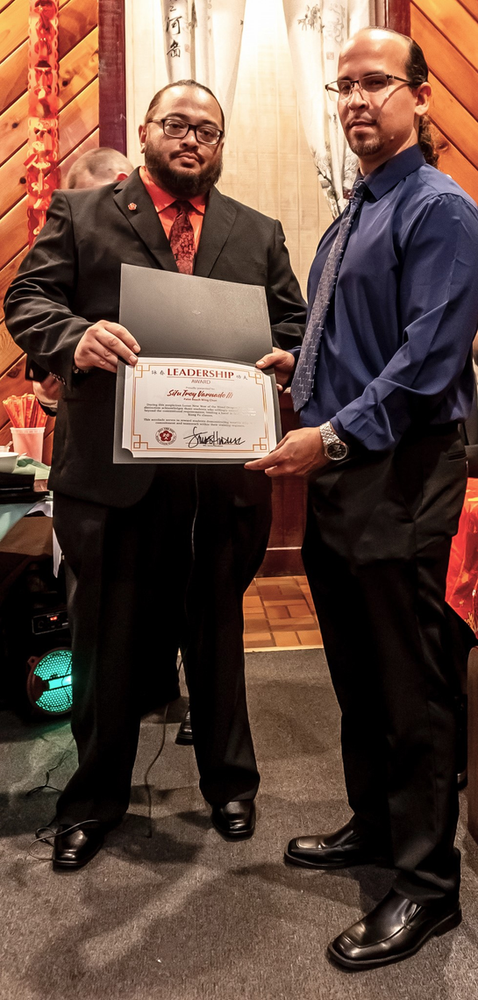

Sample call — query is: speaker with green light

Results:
[0,559,72,718]
[26,647,72,716]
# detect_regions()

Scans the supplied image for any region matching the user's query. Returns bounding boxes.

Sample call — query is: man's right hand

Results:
[74,321,141,373]
[256,347,296,392]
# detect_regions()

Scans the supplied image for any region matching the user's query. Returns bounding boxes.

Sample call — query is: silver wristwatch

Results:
[319,421,349,461]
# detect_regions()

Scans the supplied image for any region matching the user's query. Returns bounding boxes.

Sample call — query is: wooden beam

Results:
[384,0,411,33]
[98,0,126,152]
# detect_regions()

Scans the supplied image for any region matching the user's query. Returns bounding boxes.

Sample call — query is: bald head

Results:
[67,147,134,190]
[335,27,431,174]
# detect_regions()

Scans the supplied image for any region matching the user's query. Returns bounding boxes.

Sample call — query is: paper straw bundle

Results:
[4,393,48,428]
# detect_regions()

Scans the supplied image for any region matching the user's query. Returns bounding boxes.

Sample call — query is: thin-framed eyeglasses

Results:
[325,73,413,102]
[147,118,224,145]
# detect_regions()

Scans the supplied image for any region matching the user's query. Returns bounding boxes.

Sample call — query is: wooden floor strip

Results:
[243,575,322,650]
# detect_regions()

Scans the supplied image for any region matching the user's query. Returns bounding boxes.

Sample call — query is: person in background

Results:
[247,28,478,969]
[29,147,134,412]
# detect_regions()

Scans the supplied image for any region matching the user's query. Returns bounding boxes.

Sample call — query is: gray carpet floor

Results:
[1,648,478,1000]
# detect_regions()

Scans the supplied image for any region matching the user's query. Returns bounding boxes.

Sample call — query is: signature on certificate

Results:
[184,427,246,449]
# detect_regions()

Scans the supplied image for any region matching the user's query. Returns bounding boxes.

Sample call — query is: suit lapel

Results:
[113,168,178,272]
[194,187,237,277]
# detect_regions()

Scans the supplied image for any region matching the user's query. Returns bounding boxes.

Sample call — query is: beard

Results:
[346,133,384,158]
[144,146,223,197]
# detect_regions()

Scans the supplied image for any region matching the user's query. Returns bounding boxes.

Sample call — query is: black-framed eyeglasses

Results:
[148,118,224,145]
[325,73,413,101]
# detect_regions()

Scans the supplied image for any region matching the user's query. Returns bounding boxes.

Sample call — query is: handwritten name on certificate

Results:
[122,358,277,461]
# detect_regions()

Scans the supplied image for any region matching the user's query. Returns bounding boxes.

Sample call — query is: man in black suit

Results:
[5,81,305,869]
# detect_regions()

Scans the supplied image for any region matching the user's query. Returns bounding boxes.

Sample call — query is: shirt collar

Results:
[139,166,207,214]
[361,145,426,202]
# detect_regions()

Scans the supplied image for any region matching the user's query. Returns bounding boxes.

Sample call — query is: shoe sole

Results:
[327,906,462,970]
[175,733,194,745]
[283,849,376,870]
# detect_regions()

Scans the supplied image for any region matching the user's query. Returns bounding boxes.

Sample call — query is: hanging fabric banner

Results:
[161,0,193,76]
[161,0,246,126]
[25,0,60,245]
[282,1,370,216]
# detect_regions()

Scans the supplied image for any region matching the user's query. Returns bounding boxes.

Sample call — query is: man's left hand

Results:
[245,427,329,477]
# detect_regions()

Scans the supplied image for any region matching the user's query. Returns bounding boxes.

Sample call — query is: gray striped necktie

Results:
[291,179,367,412]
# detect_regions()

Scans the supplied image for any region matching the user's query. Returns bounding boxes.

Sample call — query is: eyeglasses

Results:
[148,118,224,145]
[325,73,413,101]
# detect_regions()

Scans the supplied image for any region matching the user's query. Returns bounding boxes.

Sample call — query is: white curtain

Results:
[282,1,371,215]
[161,1,247,127]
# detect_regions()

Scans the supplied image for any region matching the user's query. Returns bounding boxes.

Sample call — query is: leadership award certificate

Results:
[121,357,278,462]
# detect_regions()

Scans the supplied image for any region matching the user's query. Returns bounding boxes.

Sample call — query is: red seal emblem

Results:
[156,427,177,444]
[128,202,137,211]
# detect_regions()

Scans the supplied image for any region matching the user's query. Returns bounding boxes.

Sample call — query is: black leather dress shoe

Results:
[175,708,193,745]
[211,800,256,840]
[285,819,380,869]
[328,888,462,970]
[52,823,105,871]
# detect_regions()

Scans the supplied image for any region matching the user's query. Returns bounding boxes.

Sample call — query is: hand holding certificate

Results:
[122,358,277,460]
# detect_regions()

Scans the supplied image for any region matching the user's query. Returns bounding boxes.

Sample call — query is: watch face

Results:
[326,440,348,461]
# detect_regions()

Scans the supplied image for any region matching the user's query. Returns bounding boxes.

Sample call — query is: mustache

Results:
[170,150,205,164]
[346,116,377,126]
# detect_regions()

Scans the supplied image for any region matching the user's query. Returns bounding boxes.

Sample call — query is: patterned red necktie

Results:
[169,200,195,274]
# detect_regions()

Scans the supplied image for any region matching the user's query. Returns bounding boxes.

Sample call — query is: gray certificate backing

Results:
[114,264,281,464]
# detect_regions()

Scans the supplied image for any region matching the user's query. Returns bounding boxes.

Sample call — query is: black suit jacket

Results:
[5,169,306,507]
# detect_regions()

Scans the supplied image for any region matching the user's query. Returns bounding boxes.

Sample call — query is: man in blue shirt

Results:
[247,27,478,969]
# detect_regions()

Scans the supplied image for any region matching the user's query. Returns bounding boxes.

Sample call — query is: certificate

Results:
[121,357,277,462]
[113,266,281,464]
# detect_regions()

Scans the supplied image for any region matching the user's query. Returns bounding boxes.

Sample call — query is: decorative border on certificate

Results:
[122,358,277,461]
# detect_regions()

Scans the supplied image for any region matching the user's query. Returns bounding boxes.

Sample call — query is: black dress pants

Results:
[53,466,271,826]
[302,427,467,903]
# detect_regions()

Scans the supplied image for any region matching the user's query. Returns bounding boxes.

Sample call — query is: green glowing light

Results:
[32,649,73,714]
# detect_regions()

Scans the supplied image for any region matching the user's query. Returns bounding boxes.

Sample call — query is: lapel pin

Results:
[128,202,137,211]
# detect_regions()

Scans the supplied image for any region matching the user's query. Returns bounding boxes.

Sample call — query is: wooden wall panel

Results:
[428,72,478,169]
[0,318,23,377]
[410,0,478,203]
[434,131,478,204]
[460,0,478,17]
[411,6,478,119]
[412,0,478,69]
[0,198,27,272]
[0,0,29,65]
[0,0,99,457]
[0,250,28,323]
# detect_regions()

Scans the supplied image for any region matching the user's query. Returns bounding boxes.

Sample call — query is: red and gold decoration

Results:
[25,0,60,245]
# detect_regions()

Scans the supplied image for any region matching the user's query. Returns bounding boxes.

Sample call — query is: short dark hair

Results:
[145,79,225,131]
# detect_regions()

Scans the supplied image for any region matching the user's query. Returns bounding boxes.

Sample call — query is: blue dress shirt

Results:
[298,145,478,452]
